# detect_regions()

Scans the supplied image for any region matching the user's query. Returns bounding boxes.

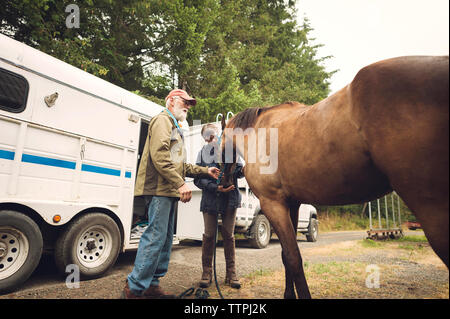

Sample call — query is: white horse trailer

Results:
[0,34,208,293]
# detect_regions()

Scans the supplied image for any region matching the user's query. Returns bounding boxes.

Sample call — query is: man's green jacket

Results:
[134,110,209,198]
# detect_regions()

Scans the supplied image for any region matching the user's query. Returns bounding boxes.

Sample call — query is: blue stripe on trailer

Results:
[0,149,15,160]
[22,153,76,170]
[1,148,132,178]
[81,163,121,177]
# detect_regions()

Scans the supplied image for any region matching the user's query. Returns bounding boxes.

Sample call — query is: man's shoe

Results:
[143,285,176,299]
[120,282,147,299]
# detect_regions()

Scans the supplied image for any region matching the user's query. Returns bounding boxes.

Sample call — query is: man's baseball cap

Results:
[165,89,196,106]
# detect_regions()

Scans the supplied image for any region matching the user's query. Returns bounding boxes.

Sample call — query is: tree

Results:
[192,0,334,118]
[0,0,158,90]
[1,0,335,124]
[188,58,263,124]
[146,0,218,92]
[1,1,106,76]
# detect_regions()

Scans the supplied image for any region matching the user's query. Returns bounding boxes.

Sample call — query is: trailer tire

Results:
[248,214,271,249]
[0,210,43,294]
[54,213,121,280]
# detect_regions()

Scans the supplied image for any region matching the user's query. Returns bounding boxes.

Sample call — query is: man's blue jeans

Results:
[127,196,178,295]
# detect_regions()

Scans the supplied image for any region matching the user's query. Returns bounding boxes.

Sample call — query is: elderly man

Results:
[122,89,220,299]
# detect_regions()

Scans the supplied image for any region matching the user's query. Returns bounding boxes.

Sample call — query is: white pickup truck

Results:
[225,187,319,248]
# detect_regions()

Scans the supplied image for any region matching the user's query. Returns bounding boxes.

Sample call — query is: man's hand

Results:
[178,184,192,203]
[208,167,220,179]
[218,185,235,193]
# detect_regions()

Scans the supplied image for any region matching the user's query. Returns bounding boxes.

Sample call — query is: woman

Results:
[194,123,244,289]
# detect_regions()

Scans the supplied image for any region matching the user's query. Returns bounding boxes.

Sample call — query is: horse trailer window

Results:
[0,68,29,113]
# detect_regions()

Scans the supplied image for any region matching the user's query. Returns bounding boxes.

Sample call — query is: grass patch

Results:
[398,243,422,251]
[306,261,367,295]
[318,212,369,232]
[316,210,415,232]
[397,235,428,242]
[305,261,355,279]
[361,235,428,250]
[246,268,274,283]
[361,238,382,248]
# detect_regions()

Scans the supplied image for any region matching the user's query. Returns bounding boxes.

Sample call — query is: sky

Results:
[296,0,449,95]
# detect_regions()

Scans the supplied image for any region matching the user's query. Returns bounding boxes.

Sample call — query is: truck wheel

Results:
[0,210,43,294]
[55,213,121,279]
[248,214,271,249]
[306,218,318,242]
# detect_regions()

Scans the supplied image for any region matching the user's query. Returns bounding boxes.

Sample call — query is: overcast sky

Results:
[296,0,449,95]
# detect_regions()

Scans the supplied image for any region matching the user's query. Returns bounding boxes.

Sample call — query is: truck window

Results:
[0,67,29,113]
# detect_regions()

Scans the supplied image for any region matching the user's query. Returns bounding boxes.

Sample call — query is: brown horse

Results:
[220,56,449,299]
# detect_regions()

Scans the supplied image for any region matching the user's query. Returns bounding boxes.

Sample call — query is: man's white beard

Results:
[173,105,187,122]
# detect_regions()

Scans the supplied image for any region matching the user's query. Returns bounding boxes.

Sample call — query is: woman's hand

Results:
[218,185,235,193]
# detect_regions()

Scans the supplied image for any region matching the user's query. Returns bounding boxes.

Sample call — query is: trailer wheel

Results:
[248,214,271,249]
[55,213,121,279]
[0,210,43,294]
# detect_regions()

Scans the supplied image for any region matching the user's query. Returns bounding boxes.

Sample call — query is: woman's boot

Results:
[223,236,241,289]
[199,234,215,288]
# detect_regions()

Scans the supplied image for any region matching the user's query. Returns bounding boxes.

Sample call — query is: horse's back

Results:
[350,56,448,112]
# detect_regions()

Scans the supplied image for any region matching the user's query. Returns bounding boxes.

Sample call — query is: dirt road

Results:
[1,230,446,299]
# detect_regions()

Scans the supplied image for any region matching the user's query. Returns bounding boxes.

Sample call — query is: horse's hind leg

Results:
[282,201,301,298]
[419,205,449,268]
[281,253,296,299]
[260,198,311,299]
[401,197,448,268]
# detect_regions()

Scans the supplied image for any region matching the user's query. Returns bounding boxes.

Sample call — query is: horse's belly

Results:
[281,155,392,205]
